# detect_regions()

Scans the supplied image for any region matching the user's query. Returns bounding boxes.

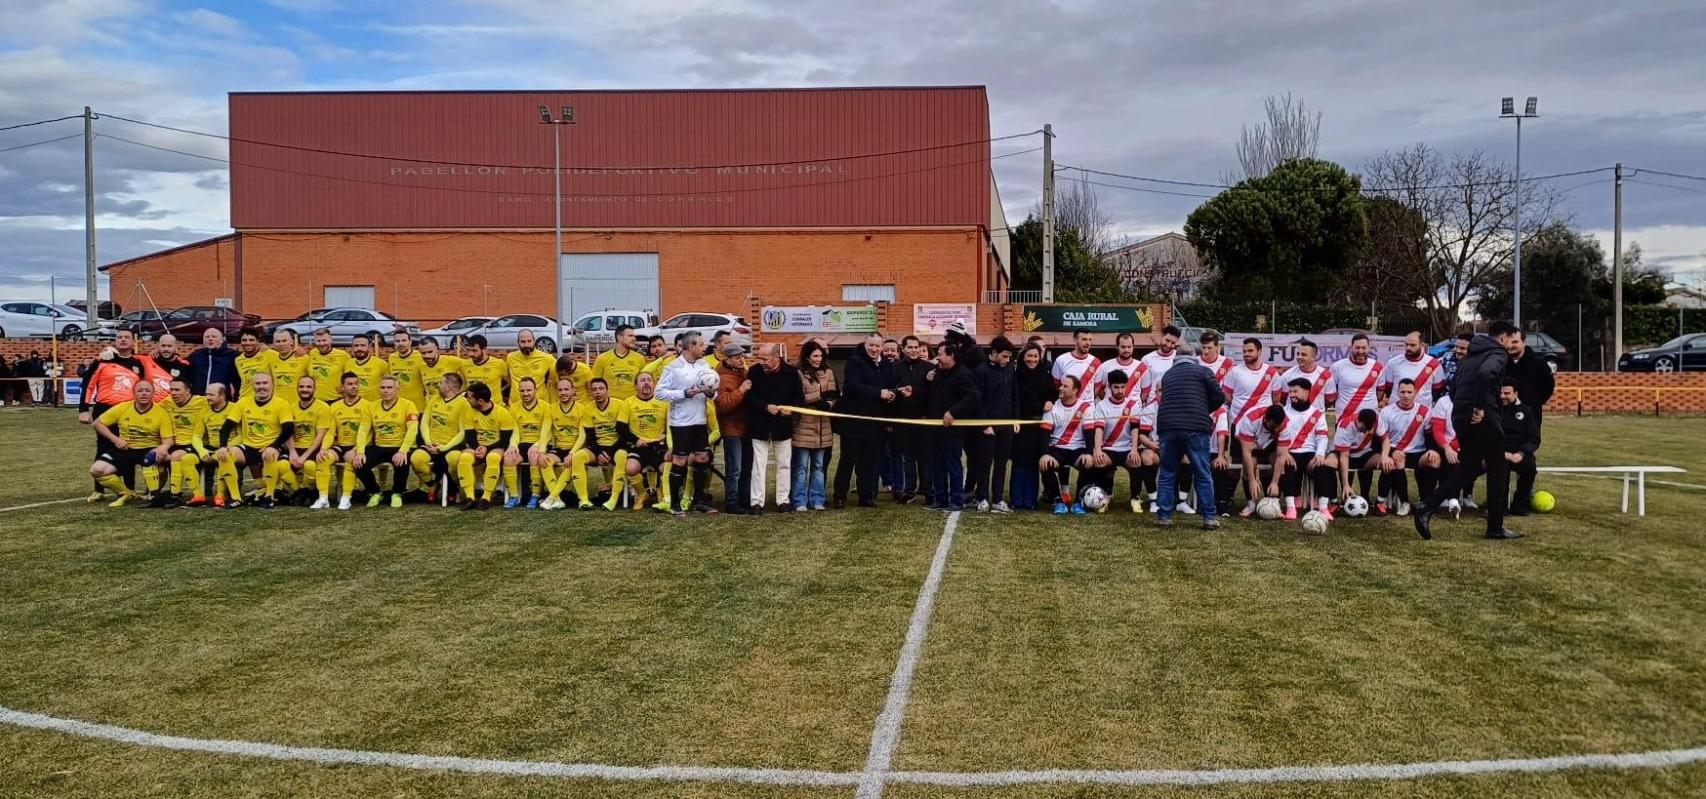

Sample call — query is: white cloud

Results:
[176,8,247,38]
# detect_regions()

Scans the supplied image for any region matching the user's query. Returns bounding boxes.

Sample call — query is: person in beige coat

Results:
[791,340,837,511]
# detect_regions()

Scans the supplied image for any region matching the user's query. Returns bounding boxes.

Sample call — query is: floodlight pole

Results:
[541,105,575,352]
[1500,97,1538,329]
[83,106,98,329]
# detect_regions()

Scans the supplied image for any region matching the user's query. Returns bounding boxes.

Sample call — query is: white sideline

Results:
[855,509,960,799]
[0,496,84,513]
[3,704,1703,788]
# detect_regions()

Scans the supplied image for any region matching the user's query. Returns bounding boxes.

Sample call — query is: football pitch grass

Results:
[2,408,1705,798]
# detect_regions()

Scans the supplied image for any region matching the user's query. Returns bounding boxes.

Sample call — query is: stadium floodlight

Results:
[538,105,552,123]
[561,105,574,124]
[1498,94,1540,327]
[536,103,578,349]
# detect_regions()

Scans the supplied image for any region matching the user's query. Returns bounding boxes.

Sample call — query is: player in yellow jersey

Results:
[270,329,309,389]
[463,334,509,401]
[418,337,468,401]
[534,376,584,510]
[189,383,242,507]
[593,324,645,400]
[346,335,389,402]
[311,373,372,510]
[227,372,295,508]
[232,327,278,397]
[154,378,208,507]
[610,371,671,511]
[570,377,632,510]
[504,329,556,407]
[556,352,592,397]
[456,382,516,510]
[305,328,352,403]
[356,375,420,508]
[279,375,328,505]
[639,335,672,381]
[410,372,469,502]
[505,376,549,508]
[387,330,427,409]
[91,381,174,508]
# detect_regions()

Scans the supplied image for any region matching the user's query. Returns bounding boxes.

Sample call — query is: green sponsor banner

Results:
[1022,305,1155,333]
[760,305,880,333]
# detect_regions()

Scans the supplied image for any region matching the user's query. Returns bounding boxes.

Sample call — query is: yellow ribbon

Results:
[779,405,1049,427]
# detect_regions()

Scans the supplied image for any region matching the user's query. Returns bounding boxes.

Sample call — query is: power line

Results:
[102,133,1040,200]
[0,132,82,154]
[1057,163,1617,195]
[1627,178,1706,197]
[1069,179,1217,199]
[100,112,1040,172]
[1630,167,1706,184]
[0,115,81,133]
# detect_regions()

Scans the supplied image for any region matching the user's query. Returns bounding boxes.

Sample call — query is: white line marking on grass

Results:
[0,705,861,787]
[0,496,84,513]
[855,509,961,799]
[3,702,1702,788]
[1545,472,1706,491]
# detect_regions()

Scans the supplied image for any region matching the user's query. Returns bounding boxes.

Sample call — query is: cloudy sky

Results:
[2,0,1704,304]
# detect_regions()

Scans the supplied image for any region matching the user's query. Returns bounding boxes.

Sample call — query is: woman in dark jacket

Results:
[1009,342,1055,509]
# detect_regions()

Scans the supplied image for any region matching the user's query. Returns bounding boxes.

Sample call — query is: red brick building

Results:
[103,87,1013,335]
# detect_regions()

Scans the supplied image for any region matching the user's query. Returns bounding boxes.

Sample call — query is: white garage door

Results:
[561,253,659,322]
[324,285,376,309]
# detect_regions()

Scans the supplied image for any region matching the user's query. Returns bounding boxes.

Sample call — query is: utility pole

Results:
[1613,162,1624,371]
[83,106,98,328]
[1041,123,1055,304]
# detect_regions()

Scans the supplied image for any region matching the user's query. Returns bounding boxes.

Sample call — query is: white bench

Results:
[1537,466,1688,516]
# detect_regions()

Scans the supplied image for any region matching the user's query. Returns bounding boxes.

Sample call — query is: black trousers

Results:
[968,428,1014,504]
[1509,452,1538,510]
[833,435,881,504]
[358,446,410,495]
[1425,418,1507,533]
[1278,452,1335,501]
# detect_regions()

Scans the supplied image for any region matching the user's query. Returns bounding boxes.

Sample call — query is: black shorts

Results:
[629,442,668,469]
[670,424,711,457]
[364,445,400,465]
[1340,450,1380,471]
[169,443,194,455]
[238,445,269,464]
[1103,449,1134,468]
[325,444,353,460]
[1046,446,1088,468]
[97,448,150,470]
[547,446,575,462]
[515,443,533,459]
[1234,441,1275,465]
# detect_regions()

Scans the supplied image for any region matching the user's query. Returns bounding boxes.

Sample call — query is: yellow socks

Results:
[97,474,132,497]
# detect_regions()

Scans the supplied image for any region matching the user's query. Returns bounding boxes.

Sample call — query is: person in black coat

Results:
[1417,322,1522,540]
[925,342,981,511]
[1498,378,1543,516]
[833,334,897,508]
[187,328,240,397]
[1010,342,1055,510]
[968,335,1019,511]
[892,335,934,503]
[744,343,805,512]
[1505,331,1556,424]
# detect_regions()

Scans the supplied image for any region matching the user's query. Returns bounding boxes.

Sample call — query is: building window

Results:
[324,285,376,309]
[842,284,895,303]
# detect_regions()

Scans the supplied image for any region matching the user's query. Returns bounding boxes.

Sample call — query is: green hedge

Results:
[1623,305,1706,348]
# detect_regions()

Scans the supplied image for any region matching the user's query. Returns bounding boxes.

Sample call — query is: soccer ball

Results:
[1300,509,1330,534]
[1342,494,1369,518]
[1531,490,1556,513]
[698,371,721,392]
[1079,485,1109,512]
[1256,497,1283,520]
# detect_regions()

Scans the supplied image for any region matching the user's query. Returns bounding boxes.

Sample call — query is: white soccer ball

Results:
[1256,497,1283,520]
[698,371,721,392]
[1343,494,1370,518]
[1079,485,1108,511]
[1300,509,1330,535]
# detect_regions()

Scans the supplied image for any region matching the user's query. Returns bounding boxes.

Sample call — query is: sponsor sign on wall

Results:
[760,305,880,333]
[913,303,978,336]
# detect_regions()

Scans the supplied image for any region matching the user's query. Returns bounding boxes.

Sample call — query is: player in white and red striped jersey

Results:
[1420,391,1462,513]
[1038,374,1102,514]
[1090,332,1141,399]
[1226,336,1283,430]
[1277,339,1332,411]
[1196,331,1236,432]
[1327,333,1384,431]
[1087,369,1147,512]
[1209,391,1241,514]
[1135,325,1182,406]
[1051,329,1101,392]
[1376,378,1431,515]
[1236,378,1334,519]
[1330,407,1386,509]
[1381,331,1447,399]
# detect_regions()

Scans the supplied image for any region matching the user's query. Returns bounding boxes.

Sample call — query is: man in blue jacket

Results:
[187,327,240,397]
[1154,356,1225,529]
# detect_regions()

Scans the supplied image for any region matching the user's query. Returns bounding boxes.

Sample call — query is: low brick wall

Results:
[1547,372,1706,416]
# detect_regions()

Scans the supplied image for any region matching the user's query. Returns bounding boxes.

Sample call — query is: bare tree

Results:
[1229,92,1322,182]
[1108,234,1215,302]
[1052,172,1116,256]
[1362,144,1564,337]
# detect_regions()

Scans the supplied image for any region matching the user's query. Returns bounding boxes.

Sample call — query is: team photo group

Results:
[78,314,1553,537]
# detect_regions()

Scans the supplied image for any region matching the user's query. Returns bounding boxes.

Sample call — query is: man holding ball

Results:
[656,331,720,516]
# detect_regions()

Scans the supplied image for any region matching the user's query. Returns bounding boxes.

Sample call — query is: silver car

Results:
[274,307,419,345]
[639,312,754,349]
[569,309,658,349]
[419,316,492,349]
[470,313,565,353]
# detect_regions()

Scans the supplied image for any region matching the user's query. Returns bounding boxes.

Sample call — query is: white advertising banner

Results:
[1224,333,1411,367]
[913,303,978,336]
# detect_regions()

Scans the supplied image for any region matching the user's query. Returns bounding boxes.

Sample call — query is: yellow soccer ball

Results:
[1531,490,1556,513]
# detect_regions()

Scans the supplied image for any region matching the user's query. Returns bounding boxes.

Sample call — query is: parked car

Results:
[0,301,96,339]
[265,308,337,339]
[1619,333,1706,373]
[272,307,419,345]
[123,305,263,341]
[65,299,124,319]
[637,312,754,350]
[569,309,659,349]
[471,314,565,353]
[1523,331,1568,372]
[419,316,492,349]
